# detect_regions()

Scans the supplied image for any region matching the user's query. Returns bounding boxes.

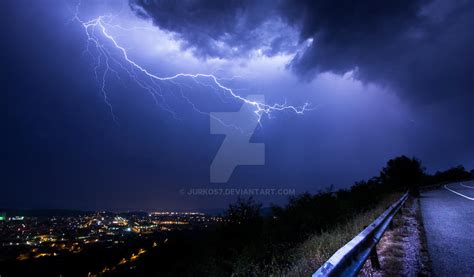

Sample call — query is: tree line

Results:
[119,155,473,276]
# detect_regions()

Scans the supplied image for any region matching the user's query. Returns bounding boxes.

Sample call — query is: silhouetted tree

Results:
[221,197,264,274]
[225,197,262,226]
[223,197,263,248]
[380,155,424,196]
[434,165,470,183]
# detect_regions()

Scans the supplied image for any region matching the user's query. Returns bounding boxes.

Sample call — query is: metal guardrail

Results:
[312,192,409,277]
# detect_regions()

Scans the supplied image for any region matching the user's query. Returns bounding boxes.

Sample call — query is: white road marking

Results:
[460,183,474,189]
[444,184,474,201]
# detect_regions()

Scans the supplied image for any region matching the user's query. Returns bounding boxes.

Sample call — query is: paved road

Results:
[420,181,474,276]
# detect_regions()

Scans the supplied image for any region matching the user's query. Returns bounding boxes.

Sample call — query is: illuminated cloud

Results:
[130,0,474,106]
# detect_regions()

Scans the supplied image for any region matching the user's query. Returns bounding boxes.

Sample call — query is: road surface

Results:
[420,181,474,276]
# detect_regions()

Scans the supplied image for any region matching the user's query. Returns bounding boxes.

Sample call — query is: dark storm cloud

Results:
[282,0,474,104]
[130,0,474,104]
[129,0,297,58]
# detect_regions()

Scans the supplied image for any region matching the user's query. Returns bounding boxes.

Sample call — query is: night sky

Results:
[2,0,473,211]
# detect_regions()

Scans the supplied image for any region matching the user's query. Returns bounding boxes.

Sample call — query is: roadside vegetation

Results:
[277,193,402,276]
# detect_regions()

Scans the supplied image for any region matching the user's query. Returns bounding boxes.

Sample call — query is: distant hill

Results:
[0,209,96,217]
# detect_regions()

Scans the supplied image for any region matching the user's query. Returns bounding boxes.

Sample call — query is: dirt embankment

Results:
[360,197,432,276]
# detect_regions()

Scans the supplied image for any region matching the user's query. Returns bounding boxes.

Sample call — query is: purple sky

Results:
[2,0,473,211]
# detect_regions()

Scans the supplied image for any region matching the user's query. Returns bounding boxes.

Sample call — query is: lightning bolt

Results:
[71,6,310,127]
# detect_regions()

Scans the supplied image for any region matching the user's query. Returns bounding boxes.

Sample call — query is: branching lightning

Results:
[72,6,310,126]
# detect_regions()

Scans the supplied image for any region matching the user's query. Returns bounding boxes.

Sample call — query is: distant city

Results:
[0,210,223,275]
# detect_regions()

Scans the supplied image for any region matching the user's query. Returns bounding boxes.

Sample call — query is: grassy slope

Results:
[275,193,402,276]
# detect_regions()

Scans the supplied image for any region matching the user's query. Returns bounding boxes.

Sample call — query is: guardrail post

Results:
[389,220,394,230]
[370,248,381,270]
